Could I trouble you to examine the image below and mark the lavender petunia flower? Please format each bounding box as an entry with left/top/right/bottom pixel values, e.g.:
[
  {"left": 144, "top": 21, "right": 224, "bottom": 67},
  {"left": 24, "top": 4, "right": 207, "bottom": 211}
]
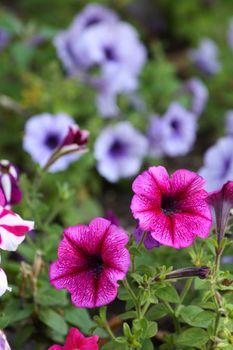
[
  {"left": 0, "top": 29, "right": 11, "bottom": 52},
  {"left": 199, "top": 137, "right": 233, "bottom": 191},
  {"left": 133, "top": 225, "right": 160, "bottom": 250},
  {"left": 147, "top": 115, "right": 165, "bottom": 158},
  {"left": 23, "top": 113, "right": 81, "bottom": 172},
  {"left": 189, "top": 38, "right": 221, "bottom": 75},
  {"left": 160, "top": 102, "right": 197, "bottom": 157},
  {"left": 227, "top": 17, "right": 233, "bottom": 51},
  {"left": 54, "top": 4, "right": 118, "bottom": 75},
  {"left": 54, "top": 5, "right": 146, "bottom": 117},
  {"left": 94, "top": 122, "right": 148, "bottom": 182},
  {"left": 0, "top": 330, "right": 11, "bottom": 349},
  {"left": 184, "top": 78, "right": 209, "bottom": 117},
  {"left": 225, "top": 110, "right": 233, "bottom": 136}
]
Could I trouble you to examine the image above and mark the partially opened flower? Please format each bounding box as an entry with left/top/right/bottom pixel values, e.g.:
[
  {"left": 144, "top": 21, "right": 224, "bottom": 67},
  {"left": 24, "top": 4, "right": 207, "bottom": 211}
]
[
  {"left": 131, "top": 166, "right": 212, "bottom": 248},
  {"left": 189, "top": 38, "right": 221, "bottom": 75},
  {"left": 0, "top": 330, "right": 11, "bottom": 349},
  {"left": 94, "top": 122, "right": 148, "bottom": 182},
  {"left": 184, "top": 78, "right": 208, "bottom": 117},
  {"left": 23, "top": 113, "right": 83, "bottom": 172},
  {"left": 161, "top": 102, "right": 197, "bottom": 157},
  {"left": 48, "top": 327, "right": 99, "bottom": 350},
  {"left": 208, "top": 181, "right": 233, "bottom": 244},
  {"left": 199, "top": 137, "right": 233, "bottom": 191},
  {"left": 50, "top": 217, "right": 130, "bottom": 308},
  {"left": 0, "top": 159, "right": 22, "bottom": 207},
  {"left": 133, "top": 225, "right": 160, "bottom": 250},
  {"left": 0, "top": 267, "right": 11, "bottom": 297}
]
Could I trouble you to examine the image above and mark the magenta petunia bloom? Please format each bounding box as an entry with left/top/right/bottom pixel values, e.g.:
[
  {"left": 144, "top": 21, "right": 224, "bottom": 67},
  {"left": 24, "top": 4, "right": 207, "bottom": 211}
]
[
  {"left": 48, "top": 327, "right": 99, "bottom": 350},
  {"left": 131, "top": 166, "right": 212, "bottom": 248},
  {"left": 49, "top": 217, "right": 130, "bottom": 308},
  {"left": 208, "top": 181, "right": 233, "bottom": 244}
]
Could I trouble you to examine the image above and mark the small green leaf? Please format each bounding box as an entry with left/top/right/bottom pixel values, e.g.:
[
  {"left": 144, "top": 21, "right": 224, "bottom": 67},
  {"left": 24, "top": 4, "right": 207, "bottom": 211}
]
[
  {"left": 39, "top": 309, "right": 68, "bottom": 335},
  {"left": 156, "top": 284, "right": 180, "bottom": 304},
  {"left": 64, "top": 307, "right": 95, "bottom": 334},
  {"left": 146, "top": 304, "right": 168, "bottom": 321},
  {"left": 144, "top": 321, "right": 158, "bottom": 339},
  {"left": 179, "top": 305, "right": 215, "bottom": 328},
  {"left": 175, "top": 328, "right": 209, "bottom": 349}
]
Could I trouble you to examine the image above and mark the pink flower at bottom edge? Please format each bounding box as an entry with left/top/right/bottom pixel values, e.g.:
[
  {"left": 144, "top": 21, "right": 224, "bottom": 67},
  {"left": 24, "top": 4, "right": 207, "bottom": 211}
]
[
  {"left": 48, "top": 327, "right": 99, "bottom": 350},
  {"left": 131, "top": 166, "right": 212, "bottom": 248},
  {"left": 49, "top": 217, "right": 130, "bottom": 308}
]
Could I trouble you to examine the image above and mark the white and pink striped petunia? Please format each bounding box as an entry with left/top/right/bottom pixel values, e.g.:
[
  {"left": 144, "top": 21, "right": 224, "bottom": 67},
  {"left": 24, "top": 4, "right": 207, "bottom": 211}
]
[
  {"left": 0, "top": 207, "right": 34, "bottom": 251},
  {"left": 0, "top": 267, "right": 11, "bottom": 297}
]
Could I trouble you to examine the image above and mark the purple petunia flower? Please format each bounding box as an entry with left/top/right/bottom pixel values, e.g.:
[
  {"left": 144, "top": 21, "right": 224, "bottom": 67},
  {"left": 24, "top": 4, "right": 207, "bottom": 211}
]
[
  {"left": 147, "top": 115, "right": 165, "bottom": 158},
  {"left": 54, "top": 5, "right": 146, "bottom": 117},
  {"left": 23, "top": 113, "right": 81, "bottom": 172},
  {"left": 133, "top": 224, "right": 160, "bottom": 250},
  {"left": 94, "top": 122, "right": 148, "bottom": 182},
  {"left": 160, "top": 102, "right": 197, "bottom": 157},
  {"left": 49, "top": 217, "right": 130, "bottom": 308},
  {"left": 0, "top": 160, "right": 22, "bottom": 208},
  {"left": 183, "top": 78, "right": 208, "bottom": 117},
  {"left": 199, "top": 137, "right": 233, "bottom": 191},
  {"left": 225, "top": 110, "right": 233, "bottom": 136},
  {"left": 0, "top": 29, "right": 11, "bottom": 52},
  {"left": 227, "top": 17, "right": 233, "bottom": 51},
  {"left": 189, "top": 38, "right": 221, "bottom": 75}
]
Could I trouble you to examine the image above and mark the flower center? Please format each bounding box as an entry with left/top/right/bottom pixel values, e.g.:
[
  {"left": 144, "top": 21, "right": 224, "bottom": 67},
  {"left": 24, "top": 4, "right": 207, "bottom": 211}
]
[
  {"left": 104, "top": 46, "right": 117, "bottom": 61},
  {"left": 45, "top": 133, "right": 60, "bottom": 150},
  {"left": 161, "top": 196, "right": 177, "bottom": 215},
  {"left": 85, "top": 16, "right": 101, "bottom": 27},
  {"left": 109, "top": 140, "right": 126, "bottom": 157},
  {"left": 170, "top": 119, "right": 181, "bottom": 135},
  {"left": 87, "top": 254, "right": 104, "bottom": 278}
]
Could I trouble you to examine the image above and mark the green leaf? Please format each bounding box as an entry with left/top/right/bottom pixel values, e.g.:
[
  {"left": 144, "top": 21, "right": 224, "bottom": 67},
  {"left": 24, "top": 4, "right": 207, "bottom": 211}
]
[
  {"left": 175, "top": 328, "right": 209, "bottom": 349},
  {"left": 4, "top": 301, "right": 33, "bottom": 324},
  {"left": 64, "top": 307, "right": 95, "bottom": 334},
  {"left": 144, "top": 321, "right": 158, "bottom": 339},
  {"left": 35, "top": 288, "right": 68, "bottom": 307},
  {"left": 0, "top": 314, "right": 9, "bottom": 329},
  {"left": 156, "top": 284, "right": 180, "bottom": 304},
  {"left": 146, "top": 304, "right": 168, "bottom": 321},
  {"left": 13, "top": 325, "right": 34, "bottom": 349},
  {"left": 179, "top": 305, "right": 215, "bottom": 328},
  {"left": 119, "top": 311, "right": 137, "bottom": 320},
  {"left": 39, "top": 309, "right": 68, "bottom": 335},
  {"left": 141, "top": 339, "right": 154, "bottom": 350}
]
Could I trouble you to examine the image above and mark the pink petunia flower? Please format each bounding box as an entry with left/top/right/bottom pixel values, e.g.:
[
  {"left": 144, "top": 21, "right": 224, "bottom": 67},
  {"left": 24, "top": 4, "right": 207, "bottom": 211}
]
[
  {"left": 48, "top": 327, "right": 99, "bottom": 350},
  {"left": 131, "top": 166, "right": 212, "bottom": 248},
  {"left": 208, "top": 181, "right": 233, "bottom": 244},
  {"left": 0, "top": 190, "right": 34, "bottom": 251},
  {"left": 49, "top": 217, "right": 130, "bottom": 308}
]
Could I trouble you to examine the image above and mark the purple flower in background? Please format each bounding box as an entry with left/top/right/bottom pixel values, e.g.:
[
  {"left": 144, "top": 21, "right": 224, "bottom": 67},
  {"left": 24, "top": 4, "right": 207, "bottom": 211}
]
[
  {"left": 222, "top": 255, "right": 233, "bottom": 264},
  {"left": 147, "top": 115, "right": 165, "bottom": 158},
  {"left": 189, "top": 38, "right": 221, "bottom": 75},
  {"left": 54, "top": 4, "right": 118, "bottom": 75},
  {"left": 23, "top": 113, "right": 81, "bottom": 172},
  {"left": 94, "top": 122, "right": 148, "bottom": 182},
  {"left": 225, "top": 110, "right": 233, "bottom": 136},
  {"left": 0, "top": 29, "right": 11, "bottom": 52},
  {"left": 227, "top": 17, "right": 233, "bottom": 50},
  {"left": 0, "top": 160, "right": 22, "bottom": 208},
  {"left": 105, "top": 210, "right": 120, "bottom": 226},
  {"left": 184, "top": 78, "right": 209, "bottom": 117},
  {"left": 54, "top": 5, "right": 146, "bottom": 117},
  {"left": 133, "top": 225, "right": 160, "bottom": 250},
  {"left": 199, "top": 137, "right": 233, "bottom": 191},
  {"left": 160, "top": 102, "right": 197, "bottom": 157}
]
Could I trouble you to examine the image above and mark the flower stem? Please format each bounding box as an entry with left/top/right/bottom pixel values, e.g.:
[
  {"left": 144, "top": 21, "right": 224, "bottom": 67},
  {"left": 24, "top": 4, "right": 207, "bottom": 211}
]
[
  {"left": 179, "top": 278, "right": 193, "bottom": 304},
  {"left": 163, "top": 301, "right": 181, "bottom": 333},
  {"left": 137, "top": 231, "right": 147, "bottom": 250},
  {"left": 123, "top": 278, "right": 141, "bottom": 319}
]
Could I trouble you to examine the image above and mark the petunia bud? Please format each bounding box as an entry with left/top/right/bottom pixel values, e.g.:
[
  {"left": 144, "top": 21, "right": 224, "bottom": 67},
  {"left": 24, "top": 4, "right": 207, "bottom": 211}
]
[
  {"left": 0, "top": 330, "right": 11, "bottom": 349},
  {"left": 208, "top": 181, "right": 233, "bottom": 244},
  {"left": 0, "top": 160, "right": 22, "bottom": 207},
  {"left": 154, "top": 266, "right": 210, "bottom": 281},
  {"left": 61, "top": 125, "right": 89, "bottom": 147}
]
